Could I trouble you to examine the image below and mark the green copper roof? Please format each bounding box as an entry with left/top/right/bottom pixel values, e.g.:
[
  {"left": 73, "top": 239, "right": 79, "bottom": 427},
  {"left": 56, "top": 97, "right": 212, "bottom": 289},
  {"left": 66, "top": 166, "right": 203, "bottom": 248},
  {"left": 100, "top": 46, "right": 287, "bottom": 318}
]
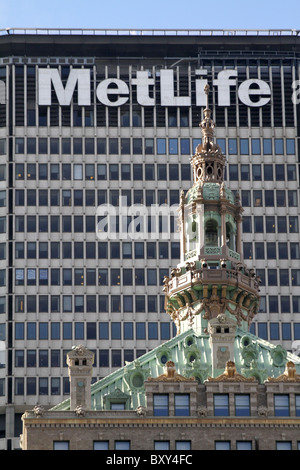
[
  {"left": 52, "top": 326, "right": 300, "bottom": 412},
  {"left": 185, "top": 182, "right": 235, "bottom": 205}
]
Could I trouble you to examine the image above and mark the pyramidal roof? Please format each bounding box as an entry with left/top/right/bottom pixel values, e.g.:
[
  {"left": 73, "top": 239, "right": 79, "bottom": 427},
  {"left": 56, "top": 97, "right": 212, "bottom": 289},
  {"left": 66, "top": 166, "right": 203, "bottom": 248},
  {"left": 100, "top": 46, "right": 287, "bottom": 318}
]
[{"left": 52, "top": 325, "right": 300, "bottom": 412}]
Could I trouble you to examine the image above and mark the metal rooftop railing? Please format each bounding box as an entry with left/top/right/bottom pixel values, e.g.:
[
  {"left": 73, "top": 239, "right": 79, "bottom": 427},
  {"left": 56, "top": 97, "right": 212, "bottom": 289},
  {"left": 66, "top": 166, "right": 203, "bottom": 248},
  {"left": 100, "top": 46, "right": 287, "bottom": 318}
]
[{"left": 0, "top": 28, "right": 299, "bottom": 36}]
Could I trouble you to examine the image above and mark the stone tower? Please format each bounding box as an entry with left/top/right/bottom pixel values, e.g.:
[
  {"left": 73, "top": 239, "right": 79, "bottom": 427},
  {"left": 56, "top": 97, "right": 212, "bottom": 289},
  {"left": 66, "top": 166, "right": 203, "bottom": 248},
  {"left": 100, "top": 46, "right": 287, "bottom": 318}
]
[
  {"left": 67, "top": 345, "right": 94, "bottom": 411},
  {"left": 163, "top": 86, "right": 260, "bottom": 376}
]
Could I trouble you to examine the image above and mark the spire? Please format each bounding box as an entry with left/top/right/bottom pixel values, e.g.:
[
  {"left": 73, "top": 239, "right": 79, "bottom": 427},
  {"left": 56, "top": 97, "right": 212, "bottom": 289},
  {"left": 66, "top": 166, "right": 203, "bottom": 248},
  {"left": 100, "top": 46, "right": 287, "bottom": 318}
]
[
  {"left": 199, "top": 84, "right": 215, "bottom": 148},
  {"left": 190, "top": 85, "right": 226, "bottom": 184},
  {"left": 163, "top": 85, "right": 260, "bottom": 337}
]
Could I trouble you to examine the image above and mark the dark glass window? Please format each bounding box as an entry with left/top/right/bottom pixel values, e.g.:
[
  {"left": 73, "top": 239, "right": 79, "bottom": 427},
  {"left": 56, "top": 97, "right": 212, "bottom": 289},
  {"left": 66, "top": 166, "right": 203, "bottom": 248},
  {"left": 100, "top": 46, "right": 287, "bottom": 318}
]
[
  {"left": 153, "top": 394, "right": 169, "bottom": 416},
  {"left": 214, "top": 394, "right": 229, "bottom": 416}
]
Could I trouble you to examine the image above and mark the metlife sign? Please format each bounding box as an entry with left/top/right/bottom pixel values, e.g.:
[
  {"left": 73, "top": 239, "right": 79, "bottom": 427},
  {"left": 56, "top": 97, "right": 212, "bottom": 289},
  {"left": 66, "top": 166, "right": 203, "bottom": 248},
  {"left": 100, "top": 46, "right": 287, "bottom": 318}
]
[{"left": 37, "top": 68, "right": 273, "bottom": 108}]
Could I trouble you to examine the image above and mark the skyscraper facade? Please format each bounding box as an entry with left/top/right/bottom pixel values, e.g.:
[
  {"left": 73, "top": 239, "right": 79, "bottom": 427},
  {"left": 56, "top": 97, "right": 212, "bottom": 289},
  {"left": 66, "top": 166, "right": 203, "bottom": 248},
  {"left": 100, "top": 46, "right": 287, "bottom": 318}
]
[{"left": 0, "top": 28, "right": 299, "bottom": 449}]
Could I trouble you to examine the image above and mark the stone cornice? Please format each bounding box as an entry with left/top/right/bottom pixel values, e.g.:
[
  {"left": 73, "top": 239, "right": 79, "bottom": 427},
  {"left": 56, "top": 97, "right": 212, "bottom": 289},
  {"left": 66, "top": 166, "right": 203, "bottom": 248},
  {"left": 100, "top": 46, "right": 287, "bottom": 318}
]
[{"left": 22, "top": 415, "right": 300, "bottom": 428}]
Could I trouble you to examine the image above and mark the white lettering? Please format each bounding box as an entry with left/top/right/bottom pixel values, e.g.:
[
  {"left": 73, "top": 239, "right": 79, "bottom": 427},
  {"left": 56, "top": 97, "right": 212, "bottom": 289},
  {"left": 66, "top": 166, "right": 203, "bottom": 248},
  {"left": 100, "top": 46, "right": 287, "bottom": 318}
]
[
  {"left": 38, "top": 68, "right": 90, "bottom": 106},
  {"left": 291, "top": 80, "right": 300, "bottom": 105},
  {"left": 160, "top": 69, "right": 191, "bottom": 106},
  {"left": 238, "top": 79, "right": 271, "bottom": 107},
  {"left": 37, "top": 67, "right": 273, "bottom": 108},
  {"left": 132, "top": 71, "right": 155, "bottom": 106},
  {"left": 96, "top": 78, "right": 129, "bottom": 106},
  {"left": 213, "top": 70, "right": 238, "bottom": 106},
  {"left": 195, "top": 69, "right": 208, "bottom": 106}
]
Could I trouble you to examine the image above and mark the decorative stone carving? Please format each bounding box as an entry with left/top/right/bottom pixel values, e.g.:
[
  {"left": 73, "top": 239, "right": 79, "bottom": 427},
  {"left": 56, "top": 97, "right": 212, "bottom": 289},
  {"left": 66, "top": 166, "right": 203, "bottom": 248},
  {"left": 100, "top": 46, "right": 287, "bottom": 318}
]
[
  {"left": 270, "top": 345, "right": 287, "bottom": 368},
  {"left": 32, "top": 405, "right": 45, "bottom": 417},
  {"left": 135, "top": 406, "right": 147, "bottom": 417},
  {"left": 123, "top": 360, "right": 150, "bottom": 391},
  {"left": 257, "top": 406, "right": 269, "bottom": 417},
  {"left": 148, "top": 361, "right": 195, "bottom": 382},
  {"left": 74, "top": 405, "right": 86, "bottom": 416},
  {"left": 197, "top": 406, "right": 208, "bottom": 417},
  {"left": 266, "top": 361, "right": 300, "bottom": 382},
  {"left": 207, "top": 361, "right": 257, "bottom": 382}
]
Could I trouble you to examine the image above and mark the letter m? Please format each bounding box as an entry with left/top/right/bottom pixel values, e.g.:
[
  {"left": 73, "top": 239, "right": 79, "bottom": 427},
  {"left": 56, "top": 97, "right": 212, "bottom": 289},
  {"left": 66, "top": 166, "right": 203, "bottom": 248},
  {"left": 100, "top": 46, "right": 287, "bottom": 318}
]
[{"left": 38, "top": 68, "right": 91, "bottom": 106}]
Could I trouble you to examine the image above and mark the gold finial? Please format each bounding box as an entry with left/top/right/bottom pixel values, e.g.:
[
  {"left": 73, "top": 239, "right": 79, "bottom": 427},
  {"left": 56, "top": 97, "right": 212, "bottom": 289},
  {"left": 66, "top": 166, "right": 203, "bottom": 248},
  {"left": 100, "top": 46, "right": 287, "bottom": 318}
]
[{"left": 204, "top": 83, "right": 210, "bottom": 109}]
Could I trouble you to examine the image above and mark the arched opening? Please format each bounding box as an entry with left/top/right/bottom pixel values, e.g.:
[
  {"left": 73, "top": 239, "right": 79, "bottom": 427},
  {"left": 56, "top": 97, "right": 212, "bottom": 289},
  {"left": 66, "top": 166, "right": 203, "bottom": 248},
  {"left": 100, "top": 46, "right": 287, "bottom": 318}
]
[
  {"left": 226, "top": 221, "right": 235, "bottom": 250},
  {"left": 205, "top": 219, "right": 218, "bottom": 246}
]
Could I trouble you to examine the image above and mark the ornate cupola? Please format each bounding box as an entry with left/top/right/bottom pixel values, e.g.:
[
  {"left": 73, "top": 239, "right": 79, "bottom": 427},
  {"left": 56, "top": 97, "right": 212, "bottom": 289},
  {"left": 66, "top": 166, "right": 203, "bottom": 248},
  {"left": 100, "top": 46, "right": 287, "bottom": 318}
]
[
  {"left": 163, "top": 86, "right": 260, "bottom": 353},
  {"left": 190, "top": 84, "right": 226, "bottom": 185}
]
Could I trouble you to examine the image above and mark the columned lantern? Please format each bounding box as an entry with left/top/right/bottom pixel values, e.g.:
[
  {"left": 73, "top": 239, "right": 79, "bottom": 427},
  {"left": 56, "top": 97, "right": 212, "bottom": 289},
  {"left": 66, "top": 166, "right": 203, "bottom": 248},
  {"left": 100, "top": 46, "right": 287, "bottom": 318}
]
[{"left": 164, "top": 85, "right": 260, "bottom": 337}]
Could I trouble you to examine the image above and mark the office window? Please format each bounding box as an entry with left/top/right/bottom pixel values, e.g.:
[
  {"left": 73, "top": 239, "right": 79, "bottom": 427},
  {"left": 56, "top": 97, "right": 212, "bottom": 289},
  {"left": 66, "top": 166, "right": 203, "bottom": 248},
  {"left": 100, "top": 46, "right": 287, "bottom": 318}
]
[
  {"left": 288, "top": 190, "right": 298, "bottom": 207},
  {"left": 258, "top": 323, "right": 267, "bottom": 339},
  {"left": 282, "top": 323, "right": 291, "bottom": 341},
  {"left": 240, "top": 138, "right": 249, "bottom": 155},
  {"left": 111, "top": 322, "right": 121, "bottom": 340},
  {"left": 292, "top": 270, "right": 300, "bottom": 286},
  {"left": 240, "top": 164, "right": 249, "bottom": 180},
  {"left": 26, "top": 377, "right": 36, "bottom": 395},
  {"left": 291, "top": 243, "right": 300, "bottom": 259},
  {"left": 281, "top": 297, "right": 290, "bottom": 314},
  {"left": 252, "top": 138, "right": 261, "bottom": 154},
  {"left": 243, "top": 242, "right": 252, "bottom": 260},
  {"left": 99, "top": 350, "right": 109, "bottom": 367},
  {"left": 111, "top": 350, "right": 121, "bottom": 367},
  {"left": 255, "top": 242, "right": 264, "bottom": 259},
  {"left": 274, "top": 395, "right": 289, "bottom": 416},
  {"left": 253, "top": 190, "right": 262, "bottom": 206},
  {"left": 267, "top": 242, "right": 276, "bottom": 259},
  {"left": 136, "top": 322, "right": 146, "bottom": 340},
  {"left": 270, "top": 323, "right": 279, "bottom": 340},
  {"left": 94, "top": 441, "right": 109, "bottom": 450},
  {"left": 135, "top": 295, "right": 145, "bottom": 312},
  {"left": 287, "top": 164, "right": 296, "bottom": 180},
  {"left": 252, "top": 164, "right": 261, "bottom": 180},
  {"left": 175, "top": 441, "right": 191, "bottom": 450},
  {"left": 53, "top": 441, "right": 69, "bottom": 450},
  {"left": 286, "top": 138, "right": 295, "bottom": 154},
  {"left": 215, "top": 441, "right": 231, "bottom": 450},
  {"left": 276, "top": 191, "right": 286, "bottom": 207},
  {"left": 264, "top": 164, "right": 273, "bottom": 181},
  {"left": 269, "top": 296, "right": 278, "bottom": 313},
  {"left": 256, "top": 269, "right": 265, "bottom": 286},
  {"left": 123, "top": 296, "right": 133, "bottom": 313},
  {"left": 268, "top": 269, "right": 277, "bottom": 286},
  {"left": 278, "top": 243, "right": 288, "bottom": 259},
  {"left": 229, "top": 164, "right": 238, "bottom": 180},
  {"left": 241, "top": 190, "right": 251, "bottom": 206},
  {"left": 295, "top": 395, "right": 300, "bottom": 417},
  {"left": 236, "top": 441, "right": 252, "bottom": 450},
  {"left": 279, "top": 269, "right": 289, "bottom": 286},
  {"left": 274, "top": 138, "right": 283, "bottom": 154},
  {"left": 276, "top": 441, "right": 292, "bottom": 450},
  {"left": 175, "top": 394, "right": 190, "bottom": 416},
  {"left": 265, "top": 190, "right": 274, "bottom": 206},
  {"left": 254, "top": 216, "right": 263, "bottom": 233},
  {"left": 153, "top": 394, "right": 169, "bottom": 416},
  {"left": 289, "top": 216, "right": 299, "bottom": 233},
  {"left": 148, "top": 322, "right": 158, "bottom": 340},
  {"left": 15, "top": 350, "right": 24, "bottom": 367},
  {"left": 114, "top": 441, "right": 130, "bottom": 450},
  {"left": 214, "top": 394, "right": 229, "bottom": 416},
  {"left": 154, "top": 441, "right": 170, "bottom": 450}
]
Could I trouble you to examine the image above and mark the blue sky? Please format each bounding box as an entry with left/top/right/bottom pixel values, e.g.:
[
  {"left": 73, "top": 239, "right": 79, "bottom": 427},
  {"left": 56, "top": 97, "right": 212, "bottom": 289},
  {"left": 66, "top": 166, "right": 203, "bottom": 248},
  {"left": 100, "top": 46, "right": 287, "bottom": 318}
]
[{"left": 0, "top": 0, "right": 299, "bottom": 31}]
